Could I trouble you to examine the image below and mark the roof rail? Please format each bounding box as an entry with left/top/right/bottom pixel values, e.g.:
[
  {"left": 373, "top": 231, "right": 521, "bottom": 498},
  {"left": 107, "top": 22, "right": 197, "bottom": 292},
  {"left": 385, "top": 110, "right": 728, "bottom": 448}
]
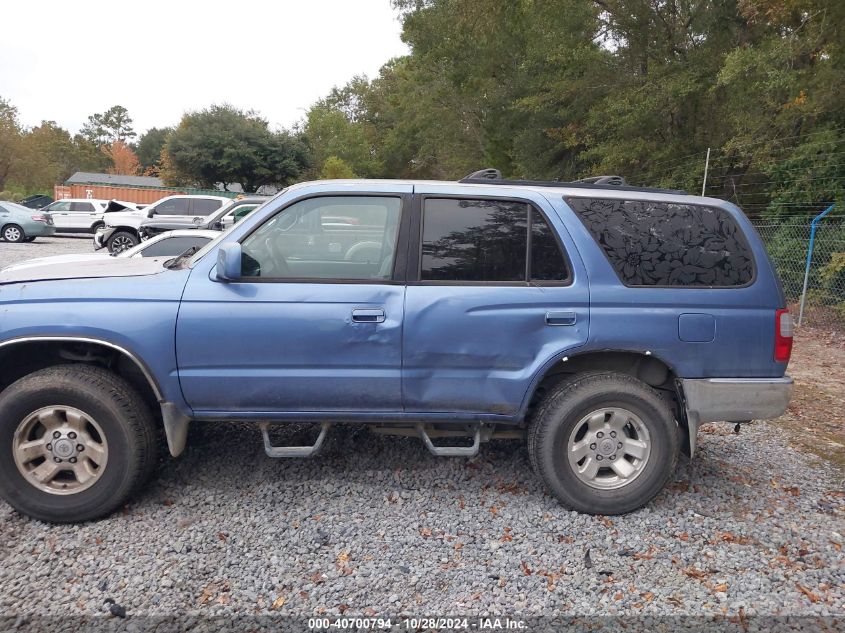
[{"left": 457, "top": 168, "right": 686, "bottom": 194}]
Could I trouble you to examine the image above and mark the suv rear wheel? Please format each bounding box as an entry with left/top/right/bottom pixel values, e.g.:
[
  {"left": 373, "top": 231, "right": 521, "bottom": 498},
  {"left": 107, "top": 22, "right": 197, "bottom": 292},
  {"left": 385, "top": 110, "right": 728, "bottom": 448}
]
[
  {"left": 0, "top": 365, "right": 157, "bottom": 523},
  {"left": 528, "top": 372, "right": 678, "bottom": 515}
]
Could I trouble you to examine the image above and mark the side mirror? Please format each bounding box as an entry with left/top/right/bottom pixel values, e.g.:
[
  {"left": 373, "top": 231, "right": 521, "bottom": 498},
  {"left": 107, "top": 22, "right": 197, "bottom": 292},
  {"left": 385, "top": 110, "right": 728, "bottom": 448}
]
[
  {"left": 216, "top": 242, "right": 242, "bottom": 281},
  {"left": 147, "top": 209, "right": 156, "bottom": 218}
]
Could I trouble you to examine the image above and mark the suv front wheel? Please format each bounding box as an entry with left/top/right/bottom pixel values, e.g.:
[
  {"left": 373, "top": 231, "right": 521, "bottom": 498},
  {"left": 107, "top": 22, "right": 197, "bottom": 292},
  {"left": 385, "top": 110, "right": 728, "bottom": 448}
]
[
  {"left": 0, "top": 365, "right": 157, "bottom": 523},
  {"left": 106, "top": 230, "right": 139, "bottom": 254},
  {"left": 528, "top": 372, "right": 678, "bottom": 515}
]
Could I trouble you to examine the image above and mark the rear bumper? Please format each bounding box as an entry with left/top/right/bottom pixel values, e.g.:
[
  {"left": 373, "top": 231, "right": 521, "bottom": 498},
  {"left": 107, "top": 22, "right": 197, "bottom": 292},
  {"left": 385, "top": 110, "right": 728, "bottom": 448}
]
[{"left": 681, "top": 377, "right": 793, "bottom": 454}]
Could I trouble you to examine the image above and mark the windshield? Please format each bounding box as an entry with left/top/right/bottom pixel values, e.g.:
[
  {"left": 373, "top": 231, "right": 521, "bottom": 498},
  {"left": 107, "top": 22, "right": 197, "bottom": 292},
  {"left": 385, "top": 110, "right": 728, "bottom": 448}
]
[{"left": 187, "top": 191, "right": 284, "bottom": 266}]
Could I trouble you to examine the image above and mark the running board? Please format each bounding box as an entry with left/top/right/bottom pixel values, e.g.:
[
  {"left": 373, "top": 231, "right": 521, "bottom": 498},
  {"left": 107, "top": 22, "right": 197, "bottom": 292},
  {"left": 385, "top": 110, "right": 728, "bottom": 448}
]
[
  {"left": 416, "top": 423, "right": 480, "bottom": 457},
  {"left": 260, "top": 422, "right": 329, "bottom": 458}
]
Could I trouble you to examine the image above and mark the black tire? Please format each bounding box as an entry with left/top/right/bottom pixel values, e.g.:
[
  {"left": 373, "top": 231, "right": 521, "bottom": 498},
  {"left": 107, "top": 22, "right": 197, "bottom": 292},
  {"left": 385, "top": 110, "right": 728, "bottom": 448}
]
[
  {"left": 528, "top": 372, "right": 678, "bottom": 515},
  {"left": 0, "top": 365, "right": 157, "bottom": 523},
  {"left": 106, "top": 230, "right": 139, "bottom": 254},
  {"left": 24, "top": 237, "right": 36, "bottom": 242},
  {"left": 2, "top": 223, "right": 25, "bottom": 242}
]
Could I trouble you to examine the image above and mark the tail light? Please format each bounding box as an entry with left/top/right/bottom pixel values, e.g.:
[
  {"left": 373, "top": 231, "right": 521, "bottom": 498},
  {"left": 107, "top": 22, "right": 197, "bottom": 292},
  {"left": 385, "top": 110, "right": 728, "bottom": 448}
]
[
  {"left": 31, "top": 214, "right": 48, "bottom": 223},
  {"left": 774, "top": 309, "right": 793, "bottom": 363}
]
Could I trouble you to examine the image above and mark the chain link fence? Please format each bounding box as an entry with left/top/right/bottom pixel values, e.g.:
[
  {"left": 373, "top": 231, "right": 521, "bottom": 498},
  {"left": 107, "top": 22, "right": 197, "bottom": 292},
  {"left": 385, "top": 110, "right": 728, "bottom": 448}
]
[{"left": 753, "top": 214, "right": 845, "bottom": 329}]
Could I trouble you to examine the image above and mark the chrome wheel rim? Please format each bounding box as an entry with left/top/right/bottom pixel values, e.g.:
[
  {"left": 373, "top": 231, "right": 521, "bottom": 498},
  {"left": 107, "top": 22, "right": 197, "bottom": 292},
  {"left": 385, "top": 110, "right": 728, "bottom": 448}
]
[
  {"left": 111, "top": 235, "right": 134, "bottom": 252},
  {"left": 13, "top": 406, "right": 109, "bottom": 495},
  {"left": 4, "top": 227, "right": 21, "bottom": 241},
  {"left": 567, "top": 407, "right": 651, "bottom": 490}
]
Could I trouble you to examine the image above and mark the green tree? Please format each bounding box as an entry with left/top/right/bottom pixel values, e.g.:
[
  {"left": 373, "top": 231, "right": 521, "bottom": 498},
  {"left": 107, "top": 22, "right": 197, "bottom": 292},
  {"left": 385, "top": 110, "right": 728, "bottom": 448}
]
[
  {"left": 320, "top": 156, "right": 357, "bottom": 179},
  {"left": 0, "top": 97, "right": 23, "bottom": 191},
  {"left": 163, "top": 104, "right": 309, "bottom": 192},
  {"left": 136, "top": 127, "right": 172, "bottom": 173},
  {"left": 80, "top": 105, "right": 136, "bottom": 145}
]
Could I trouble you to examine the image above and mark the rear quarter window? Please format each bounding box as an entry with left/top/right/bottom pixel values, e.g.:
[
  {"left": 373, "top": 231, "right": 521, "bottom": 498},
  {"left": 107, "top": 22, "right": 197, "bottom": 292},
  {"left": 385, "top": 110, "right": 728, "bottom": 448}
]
[{"left": 566, "top": 197, "right": 754, "bottom": 287}]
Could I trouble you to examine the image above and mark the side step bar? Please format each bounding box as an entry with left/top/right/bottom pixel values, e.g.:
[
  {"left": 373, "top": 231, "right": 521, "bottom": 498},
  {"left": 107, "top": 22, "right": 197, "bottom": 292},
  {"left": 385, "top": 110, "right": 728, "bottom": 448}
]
[
  {"left": 260, "top": 422, "right": 330, "bottom": 458},
  {"left": 258, "top": 422, "right": 483, "bottom": 458},
  {"left": 416, "top": 423, "right": 480, "bottom": 457}
]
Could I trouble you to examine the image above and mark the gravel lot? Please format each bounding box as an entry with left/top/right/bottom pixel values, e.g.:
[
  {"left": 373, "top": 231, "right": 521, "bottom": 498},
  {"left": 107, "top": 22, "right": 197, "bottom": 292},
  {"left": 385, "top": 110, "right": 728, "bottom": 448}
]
[
  {"left": 0, "top": 234, "right": 98, "bottom": 270},
  {"left": 0, "top": 237, "right": 843, "bottom": 624}
]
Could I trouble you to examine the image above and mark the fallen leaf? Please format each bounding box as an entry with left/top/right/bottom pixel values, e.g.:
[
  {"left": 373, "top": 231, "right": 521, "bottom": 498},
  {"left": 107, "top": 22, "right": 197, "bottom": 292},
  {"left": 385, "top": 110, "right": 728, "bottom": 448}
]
[
  {"left": 683, "top": 567, "right": 709, "bottom": 580},
  {"left": 642, "top": 592, "right": 654, "bottom": 602},
  {"left": 599, "top": 516, "right": 614, "bottom": 528},
  {"left": 520, "top": 561, "right": 532, "bottom": 576},
  {"left": 614, "top": 593, "right": 623, "bottom": 601},
  {"left": 458, "top": 496, "right": 466, "bottom": 510},
  {"left": 336, "top": 551, "right": 350, "bottom": 565},
  {"left": 272, "top": 596, "right": 286, "bottom": 610},
  {"left": 633, "top": 546, "right": 658, "bottom": 561},
  {"left": 678, "top": 532, "right": 690, "bottom": 542},
  {"left": 217, "top": 594, "right": 230, "bottom": 605},
  {"left": 714, "top": 583, "right": 729, "bottom": 592},
  {"left": 796, "top": 583, "right": 820, "bottom": 603},
  {"left": 217, "top": 532, "right": 228, "bottom": 542},
  {"left": 489, "top": 505, "right": 499, "bottom": 516},
  {"left": 419, "top": 527, "right": 432, "bottom": 538}
]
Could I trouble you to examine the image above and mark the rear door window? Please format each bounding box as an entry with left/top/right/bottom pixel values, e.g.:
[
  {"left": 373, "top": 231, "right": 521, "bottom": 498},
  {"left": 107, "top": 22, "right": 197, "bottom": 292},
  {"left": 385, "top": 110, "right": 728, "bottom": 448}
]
[
  {"left": 192, "top": 198, "right": 224, "bottom": 216},
  {"left": 420, "top": 198, "right": 569, "bottom": 283},
  {"left": 70, "top": 202, "right": 95, "bottom": 212},
  {"left": 567, "top": 197, "right": 754, "bottom": 287}
]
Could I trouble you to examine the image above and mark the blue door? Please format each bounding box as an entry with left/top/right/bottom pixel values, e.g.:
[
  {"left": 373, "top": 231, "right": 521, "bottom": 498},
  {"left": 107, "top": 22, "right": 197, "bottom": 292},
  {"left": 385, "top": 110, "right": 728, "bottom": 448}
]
[
  {"left": 402, "top": 187, "right": 590, "bottom": 417},
  {"left": 176, "top": 193, "right": 409, "bottom": 415}
]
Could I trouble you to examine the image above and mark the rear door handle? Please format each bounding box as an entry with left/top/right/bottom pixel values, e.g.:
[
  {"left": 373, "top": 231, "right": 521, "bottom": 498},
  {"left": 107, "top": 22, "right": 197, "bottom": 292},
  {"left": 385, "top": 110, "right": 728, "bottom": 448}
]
[
  {"left": 545, "top": 311, "right": 577, "bottom": 326},
  {"left": 352, "top": 308, "right": 385, "bottom": 323}
]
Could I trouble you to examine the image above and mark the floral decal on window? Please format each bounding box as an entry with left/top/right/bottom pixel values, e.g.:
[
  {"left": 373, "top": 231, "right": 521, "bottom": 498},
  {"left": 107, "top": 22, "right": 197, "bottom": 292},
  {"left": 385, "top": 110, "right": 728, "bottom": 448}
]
[{"left": 567, "top": 197, "right": 754, "bottom": 287}]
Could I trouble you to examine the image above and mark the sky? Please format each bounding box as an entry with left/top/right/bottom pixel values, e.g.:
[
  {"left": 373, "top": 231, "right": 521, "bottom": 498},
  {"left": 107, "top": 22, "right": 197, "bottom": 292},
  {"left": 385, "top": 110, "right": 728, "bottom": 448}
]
[{"left": 0, "top": 0, "right": 408, "bottom": 136}]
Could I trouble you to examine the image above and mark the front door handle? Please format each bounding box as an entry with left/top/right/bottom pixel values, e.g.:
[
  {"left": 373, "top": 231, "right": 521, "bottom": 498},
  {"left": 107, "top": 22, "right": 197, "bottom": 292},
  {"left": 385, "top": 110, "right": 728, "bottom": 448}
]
[
  {"left": 545, "top": 311, "right": 577, "bottom": 326},
  {"left": 352, "top": 308, "right": 385, "bottom": 323}
]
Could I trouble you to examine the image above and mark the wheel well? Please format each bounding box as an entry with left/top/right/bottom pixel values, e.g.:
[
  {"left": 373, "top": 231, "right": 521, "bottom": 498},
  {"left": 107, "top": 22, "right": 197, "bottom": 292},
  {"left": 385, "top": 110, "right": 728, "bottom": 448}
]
[
  {"left": 528, "top": 351, "right": 685, "bottom": 427},
  {"left": 0, "top": 340, "right": 161, "bottom": 423}
]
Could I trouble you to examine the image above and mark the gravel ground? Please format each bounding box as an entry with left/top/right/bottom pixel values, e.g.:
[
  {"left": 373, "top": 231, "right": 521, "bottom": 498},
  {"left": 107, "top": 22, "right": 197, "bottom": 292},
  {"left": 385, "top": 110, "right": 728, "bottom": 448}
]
[
  {"left": 0, "top": 237, "right": 843, "bottom": 624},
  {"left": 0, "top": 234, "right": 98, "bottom": 269}
]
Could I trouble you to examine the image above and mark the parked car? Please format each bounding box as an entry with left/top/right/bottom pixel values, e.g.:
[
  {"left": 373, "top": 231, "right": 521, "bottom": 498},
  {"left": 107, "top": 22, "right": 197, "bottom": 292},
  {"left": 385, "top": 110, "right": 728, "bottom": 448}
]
[
  {"left": 0, "top": 173, "right": 794, "bottom": 522},
  {"left": 95, "top": 194, "right": 230, "bottom": 253},
  {"left": 41, "top": 198, "right": 110, "bottom": 234},
  {"left": 0, "top": 201, "right": 55, "bottom": 242},
  {"left": 2, "top": 230, "right": 220, "bottom": 273},
  {"left": 17, "top": 194, "right": 54, "bottom": 210},
  {"left": 138, "top": 196, "right": 268, "bottom": 240}
]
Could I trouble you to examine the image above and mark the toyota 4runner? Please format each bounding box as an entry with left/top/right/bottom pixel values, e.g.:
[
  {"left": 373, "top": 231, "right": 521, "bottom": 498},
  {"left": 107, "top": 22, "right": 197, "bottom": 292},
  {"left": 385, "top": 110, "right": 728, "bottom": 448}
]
[{"left": 0, "top": 173, "right": 793, "bottom": 522}]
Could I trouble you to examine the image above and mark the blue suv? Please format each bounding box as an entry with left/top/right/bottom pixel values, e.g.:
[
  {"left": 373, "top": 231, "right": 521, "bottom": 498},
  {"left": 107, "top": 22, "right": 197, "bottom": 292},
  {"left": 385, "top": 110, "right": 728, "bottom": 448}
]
[{"left": 0, "top": 173, "right": 794, "bottom": 522}]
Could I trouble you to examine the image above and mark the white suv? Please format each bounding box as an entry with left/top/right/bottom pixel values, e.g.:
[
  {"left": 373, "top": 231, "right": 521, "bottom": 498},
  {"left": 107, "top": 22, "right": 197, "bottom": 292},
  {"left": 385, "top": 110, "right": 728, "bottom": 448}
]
[
  {"left": 42, "top": 199, "right": 109, "bottom": 233},
  {"left": 94, "top": 194, "right": 231, "bottom": 253}
]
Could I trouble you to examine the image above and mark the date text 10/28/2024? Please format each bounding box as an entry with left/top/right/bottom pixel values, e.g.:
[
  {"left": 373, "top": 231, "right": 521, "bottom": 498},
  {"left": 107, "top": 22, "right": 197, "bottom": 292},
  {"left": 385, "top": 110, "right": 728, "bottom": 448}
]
[{"left": 308, "top": 617, "right": 527, "bottom": 630}]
